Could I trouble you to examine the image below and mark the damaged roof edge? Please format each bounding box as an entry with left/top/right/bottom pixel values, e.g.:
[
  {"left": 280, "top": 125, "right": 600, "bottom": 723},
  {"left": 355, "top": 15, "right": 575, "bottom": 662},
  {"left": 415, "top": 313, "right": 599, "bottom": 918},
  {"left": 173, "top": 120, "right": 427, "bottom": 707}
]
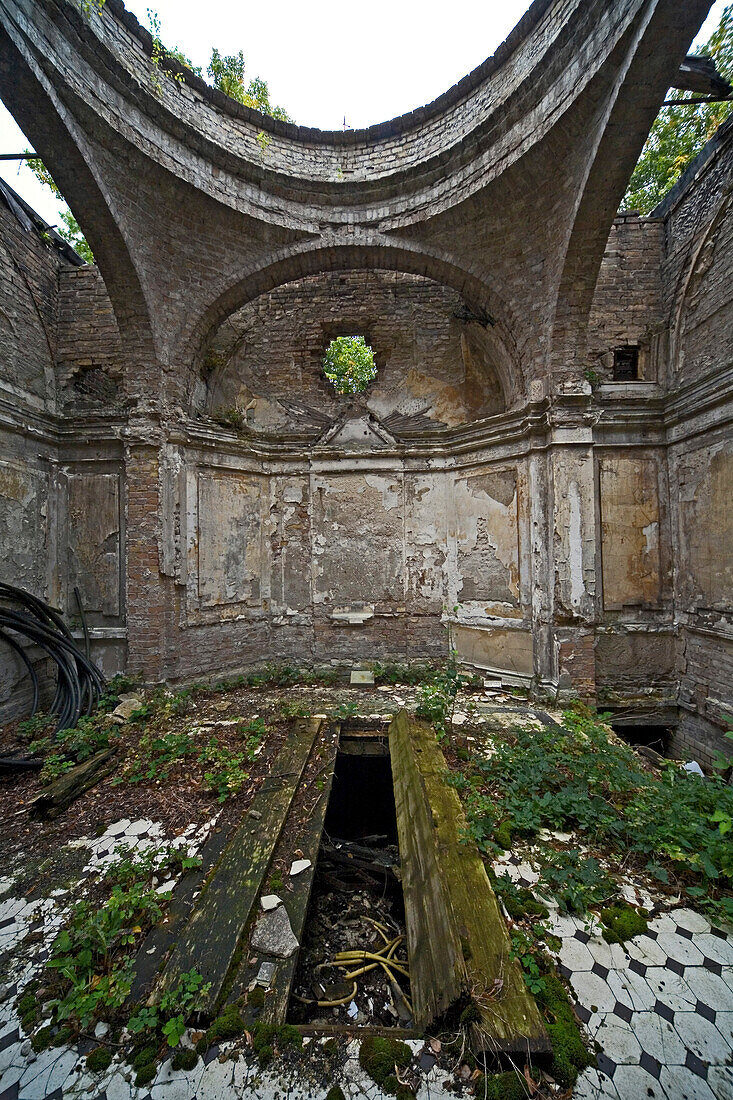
[{"left": 0, "top": 176, "right": 86, "bottom": 266}]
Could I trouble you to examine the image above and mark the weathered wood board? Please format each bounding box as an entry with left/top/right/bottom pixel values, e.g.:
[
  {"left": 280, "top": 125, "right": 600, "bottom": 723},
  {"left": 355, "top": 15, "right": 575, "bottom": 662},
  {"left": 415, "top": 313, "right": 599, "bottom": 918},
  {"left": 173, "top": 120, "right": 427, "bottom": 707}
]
[
  {"left": 389, "top": 712, "right": 467, "bottom": 1025},
  {"left": 154, "top": 718, "right": 322, "bottom": 1016},
  {"left": 232, "top": 721, "right": 340, "bottom": 1023},
  {"left": 389, "top": 710, "right": 549, "bottom": 1055}
]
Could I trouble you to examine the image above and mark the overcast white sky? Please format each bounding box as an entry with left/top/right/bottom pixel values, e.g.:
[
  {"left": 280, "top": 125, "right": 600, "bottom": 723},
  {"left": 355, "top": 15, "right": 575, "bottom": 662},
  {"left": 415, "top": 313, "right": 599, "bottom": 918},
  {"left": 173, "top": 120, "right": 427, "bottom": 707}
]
[{"left": 0, "top": 0, "right": 727, "bottom": 226}]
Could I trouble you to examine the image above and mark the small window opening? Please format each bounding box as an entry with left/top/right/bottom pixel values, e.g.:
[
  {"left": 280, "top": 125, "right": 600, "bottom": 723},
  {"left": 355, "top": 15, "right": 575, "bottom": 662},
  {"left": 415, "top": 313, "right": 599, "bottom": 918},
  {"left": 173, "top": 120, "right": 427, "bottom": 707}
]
[
  {"left": 322, "top": 335, "right": 377, "bottom": 395},
  {"left": 613, "top": 345, "right": 639, "bottom": 381}
]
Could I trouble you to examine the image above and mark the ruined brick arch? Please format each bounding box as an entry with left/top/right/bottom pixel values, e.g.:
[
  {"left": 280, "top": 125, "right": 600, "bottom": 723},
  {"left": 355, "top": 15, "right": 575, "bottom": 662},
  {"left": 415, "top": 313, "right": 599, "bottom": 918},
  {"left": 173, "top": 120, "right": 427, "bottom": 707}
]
[
  {"left": 670, "top": 191, "right": 733, "bottom": 384},
  {"left": 185, "top": 243, "right": 525, "bottom": 411},
  {"left": 0, "top": 0, "right": 711, "bottom": 410},
  {"left": 0, "top": 10, "right": 157, "bottom": 374},
  {"left": 549, "top": 0, "right": 715, "bottom": 381}
]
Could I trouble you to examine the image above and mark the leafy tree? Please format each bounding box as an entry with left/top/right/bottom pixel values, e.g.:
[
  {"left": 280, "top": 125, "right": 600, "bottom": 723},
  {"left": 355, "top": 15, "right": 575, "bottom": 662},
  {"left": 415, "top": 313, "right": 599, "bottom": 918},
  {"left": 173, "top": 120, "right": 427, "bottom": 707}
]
[
  {"left": 623, "top": 5, "right": 733, "bottom": 213},
  {"left": 207, "top": 49, "right": 292, "bottom": 121},
  {"left": 323, "top": 336, "right": 378, "bottom": 395},
  {"left": 24, "top": 157, "right": 94, "bottom": 263}
]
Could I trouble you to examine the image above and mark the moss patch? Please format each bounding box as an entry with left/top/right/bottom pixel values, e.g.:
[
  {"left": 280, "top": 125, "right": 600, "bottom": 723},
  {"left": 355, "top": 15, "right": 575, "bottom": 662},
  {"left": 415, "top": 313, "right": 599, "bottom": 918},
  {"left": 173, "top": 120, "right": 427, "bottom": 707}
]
[
  {"left": 131, "top": 1043, "right": 158, "bottom": 1070},
  {"left": 31, "top": 1026, "right": 53, "bottom": 1053},
  {"left": 86, "top": 1047, "right": 113, "bottom": 1073},
  {"left": 475, "top": 1071, "right": 532, "bottom": 1100},
  {"left": 171, "top": 1048, "right": 198, "bottom": 1071},
  {"left": 599, "top": 903, "right": 648, "bottom": 944},
  {"left": 501, "top": 888, "right": 549, "bottom": 922},
  {"left": 493, "top": 820, "right": 513, "bottom": 850},
  {"left": 250, "top": 1020, "right": 302, "bottom": 1065},
  {"left": 359, "top": 1036, "right": 413, "bottom": 1095},
  {"left": 536, "top": 971, "right": 595, "bottom": 1087},
  {"left": 204, "top": 1004, "right": 245, "bottom": 1045},
  {"left": 135, "top": 1061, "right": 157, "bottom": 1087}
]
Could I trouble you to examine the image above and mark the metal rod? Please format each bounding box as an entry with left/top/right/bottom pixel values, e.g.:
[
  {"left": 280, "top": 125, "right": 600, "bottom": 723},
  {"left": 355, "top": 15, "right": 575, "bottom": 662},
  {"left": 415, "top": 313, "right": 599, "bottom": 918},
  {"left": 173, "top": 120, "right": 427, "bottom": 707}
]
[
  {"left": 0, "top": 152, "right": 41, "bottom": 160},
  {"left": 662, "top": 96, "right": 732, "bottom": 106}
]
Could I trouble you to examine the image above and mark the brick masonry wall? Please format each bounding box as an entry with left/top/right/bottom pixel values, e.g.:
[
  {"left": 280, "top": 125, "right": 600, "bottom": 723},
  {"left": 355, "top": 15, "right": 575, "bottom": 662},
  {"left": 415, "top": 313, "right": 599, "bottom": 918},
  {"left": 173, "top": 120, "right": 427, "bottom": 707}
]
[
  {"left": 56, "top": 265, "right": 122, "bottom": 408},
  {"left": 200, "top": 271, "right": 505, "bottom": 430},
  {"left": 586, "top": 216, "right": 665, "bottom": 382},
  {"left": 661, "top": 124, "right": 733, "bottom": 762},
  {"left": 0, "top": 199, "right": 58, "bottom": 406}
]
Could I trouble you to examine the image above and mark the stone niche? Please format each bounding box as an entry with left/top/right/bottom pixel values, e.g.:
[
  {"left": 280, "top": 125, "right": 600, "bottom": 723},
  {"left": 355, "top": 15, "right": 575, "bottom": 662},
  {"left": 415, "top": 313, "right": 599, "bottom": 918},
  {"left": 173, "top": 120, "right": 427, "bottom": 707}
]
[{"left": 197, "top": 270, "right": 508, "bottom": 436}]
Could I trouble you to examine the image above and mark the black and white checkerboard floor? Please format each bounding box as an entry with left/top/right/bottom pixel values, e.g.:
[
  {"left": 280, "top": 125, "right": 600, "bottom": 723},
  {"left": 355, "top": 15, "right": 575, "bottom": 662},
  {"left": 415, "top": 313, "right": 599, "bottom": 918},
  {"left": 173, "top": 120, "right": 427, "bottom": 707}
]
[
  {"left": 495, "top": 851, "right": 733, "bottom": 1100},
  {"left": 2, "top": 815, "right": 733, "bottom": 1100}
]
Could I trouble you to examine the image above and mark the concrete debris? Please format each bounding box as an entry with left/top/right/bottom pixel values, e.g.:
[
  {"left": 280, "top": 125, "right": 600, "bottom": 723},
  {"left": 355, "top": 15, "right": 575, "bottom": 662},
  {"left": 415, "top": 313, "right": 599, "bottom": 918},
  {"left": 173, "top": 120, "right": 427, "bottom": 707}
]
[
  {"left": 109, "top": 694, "right": 143, "bottom": 723},
  {"left": 250, "top": 904, "right": 299, "bottom": 958},
  {"left": 260, "top": 893, "right": 282, "bottom": 911},
  {"left": 290, "top": 858, "right": 312, "bottom": 876}
]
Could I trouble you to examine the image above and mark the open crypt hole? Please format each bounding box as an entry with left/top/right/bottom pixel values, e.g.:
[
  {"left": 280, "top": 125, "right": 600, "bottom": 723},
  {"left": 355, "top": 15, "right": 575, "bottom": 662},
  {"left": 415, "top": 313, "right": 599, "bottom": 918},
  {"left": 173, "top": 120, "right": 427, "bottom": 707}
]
[
  {"left": 611, "top": 722, "right": 671, "bottom": 756},
  {"left": 288, "top": 726, "right": 412, "bottom": 1030}
]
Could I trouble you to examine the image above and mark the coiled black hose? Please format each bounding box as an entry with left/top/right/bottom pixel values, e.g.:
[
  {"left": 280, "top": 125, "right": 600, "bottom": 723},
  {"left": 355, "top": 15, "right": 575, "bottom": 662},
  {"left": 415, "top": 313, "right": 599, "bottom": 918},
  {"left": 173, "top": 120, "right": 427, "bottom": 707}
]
[{"left": 0, "top": 583, "right": 106, "bottom": 732}]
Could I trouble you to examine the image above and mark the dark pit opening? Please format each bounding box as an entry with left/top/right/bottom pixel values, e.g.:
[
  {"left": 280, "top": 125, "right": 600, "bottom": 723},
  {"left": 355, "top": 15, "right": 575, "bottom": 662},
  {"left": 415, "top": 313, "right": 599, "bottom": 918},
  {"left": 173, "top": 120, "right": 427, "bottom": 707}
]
[
  {"left": 324, "top": 741, "right": 398, "bottom": 845},
  {"left": 288, "top": 730, "right": 411, "bottom": 1030},
  {"left": 612, "top": 723, "right": 670, "bottom": 756}
]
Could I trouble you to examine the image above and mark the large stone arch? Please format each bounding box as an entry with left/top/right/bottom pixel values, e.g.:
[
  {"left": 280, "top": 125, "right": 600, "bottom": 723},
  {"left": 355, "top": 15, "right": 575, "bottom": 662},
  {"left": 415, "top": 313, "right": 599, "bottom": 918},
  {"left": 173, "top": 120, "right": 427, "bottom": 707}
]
[{"left": 183, "top": 242, "right": 526, "bottom": 411}]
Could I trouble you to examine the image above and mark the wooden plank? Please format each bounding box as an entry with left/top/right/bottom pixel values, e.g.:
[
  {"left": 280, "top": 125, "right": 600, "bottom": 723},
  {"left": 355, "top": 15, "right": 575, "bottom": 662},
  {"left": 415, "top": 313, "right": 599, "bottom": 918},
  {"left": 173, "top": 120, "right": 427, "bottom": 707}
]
[
  {"left": 390, "top": 710, "right": 467, "bottom": 1026},
  {"left": 233, "top": 722, "right": 340, "bottom": 1023},
  {"left": 29, "top": 748, "right": 117, "bottom": 818},
  {"left": 389, "top": 710, "right": 550, "bottom": 1055},
  {"left": 154, "top": 718, "right": 322, "bottom": 1017}
]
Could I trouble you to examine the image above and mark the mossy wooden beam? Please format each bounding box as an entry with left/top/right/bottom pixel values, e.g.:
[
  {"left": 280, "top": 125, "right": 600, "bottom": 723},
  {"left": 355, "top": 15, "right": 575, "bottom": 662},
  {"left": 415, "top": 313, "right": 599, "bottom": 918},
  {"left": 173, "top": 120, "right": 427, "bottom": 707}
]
[
  {"left": 389, "top": 710, "right": 550, "bottom": 1055},
  {"left": 29, "top": 748, "right": 117, "bottom": 818},
  {"left": 154, "top": 718, "right": 322, "bottom": 1017},
  {"left": 230, "top": 721, "right": 340, "bottom": 1022},
  {"left": 390, "top": 711, "right": 467, "bottom": 1025}
]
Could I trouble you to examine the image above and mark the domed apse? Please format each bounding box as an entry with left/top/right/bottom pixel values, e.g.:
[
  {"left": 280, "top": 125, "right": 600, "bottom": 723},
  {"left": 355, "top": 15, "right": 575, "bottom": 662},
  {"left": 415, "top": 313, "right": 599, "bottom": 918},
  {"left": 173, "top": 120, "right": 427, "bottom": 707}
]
[{"left": 197, "top": 270, "right": 510, "bottom": 436}]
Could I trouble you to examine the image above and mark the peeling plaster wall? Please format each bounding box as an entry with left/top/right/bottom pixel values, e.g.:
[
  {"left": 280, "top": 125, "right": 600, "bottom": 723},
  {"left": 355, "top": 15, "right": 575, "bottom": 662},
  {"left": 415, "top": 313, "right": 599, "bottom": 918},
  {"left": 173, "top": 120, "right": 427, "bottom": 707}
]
[
  {"left": 174, "top": 447, "right": 530, "bottom": 680},
  {"left": 0, "top": 205, "right": 126, "bottom": 720}
]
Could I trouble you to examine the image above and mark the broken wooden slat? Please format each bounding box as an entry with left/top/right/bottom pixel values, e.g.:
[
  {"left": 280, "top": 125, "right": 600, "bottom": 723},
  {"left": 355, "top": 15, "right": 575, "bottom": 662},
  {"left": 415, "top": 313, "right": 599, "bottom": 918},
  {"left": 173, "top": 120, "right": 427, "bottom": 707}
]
[
  {"left": 390, "top": 710, "right": 467, "bottom": 1026},
  {"left": 154, "top": 718, "right": 322, "bottom": 1017},
  {"left": 233, "top": 722, "right": 340, "bottom": 1023},
  {"left": 29, "top": 748, "right": 117, "bottom": 818},
  {"left": 389, "top": 710, "right": 550, "bottom": 1055}
]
